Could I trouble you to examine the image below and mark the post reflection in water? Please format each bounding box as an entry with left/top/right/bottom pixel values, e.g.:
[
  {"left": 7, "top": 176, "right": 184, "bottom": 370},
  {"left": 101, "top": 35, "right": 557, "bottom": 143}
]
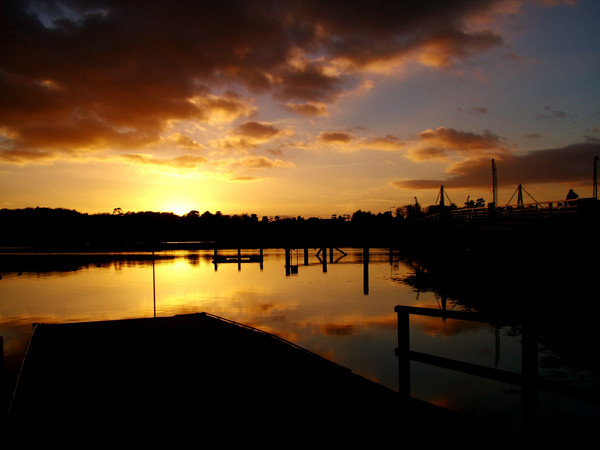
[{"left": 0, "top": 248, "right": 598, "bottom": 433}]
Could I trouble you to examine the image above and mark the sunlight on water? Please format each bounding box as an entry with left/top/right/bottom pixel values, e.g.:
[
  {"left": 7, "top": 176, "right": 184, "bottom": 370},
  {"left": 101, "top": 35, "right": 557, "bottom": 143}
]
[{"left": 1, "top": 248, "right": 598, "bottom": 432}]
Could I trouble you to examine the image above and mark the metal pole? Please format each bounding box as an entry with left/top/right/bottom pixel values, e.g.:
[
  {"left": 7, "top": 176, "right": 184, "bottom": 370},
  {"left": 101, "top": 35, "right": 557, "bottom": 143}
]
[
  {"left": 363, "top": 247, "right": 369, "bottom": 295},
  {"left": 152, "top": 251, "right": 156, "bottom": 317},
  {"left": 518, "top": 184, "right": 524, "bottom": 206}
]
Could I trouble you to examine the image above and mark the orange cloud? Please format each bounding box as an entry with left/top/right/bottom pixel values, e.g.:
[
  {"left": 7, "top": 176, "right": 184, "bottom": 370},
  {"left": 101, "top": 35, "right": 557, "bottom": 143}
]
[
  {"left": 0, "top": 1, "right": 527, "bottom": 164},
  {"left": 318, "top": 131, "right": 354, "bottom": 144},
  {"left": 360, "top": 135, "right": 406, "bottom": 151},
  {"left": 211, "top": 121, "right": 292, "bottom": 151},
  {"left": 121, "top": 153, "right": 209, "bottom": 169}
]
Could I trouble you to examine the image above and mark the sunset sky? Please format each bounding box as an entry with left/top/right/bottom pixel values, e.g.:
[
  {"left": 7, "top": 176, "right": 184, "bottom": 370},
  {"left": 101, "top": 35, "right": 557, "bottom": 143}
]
[{"left": 1, "top": 0, "right": 599, "bottom": 218}]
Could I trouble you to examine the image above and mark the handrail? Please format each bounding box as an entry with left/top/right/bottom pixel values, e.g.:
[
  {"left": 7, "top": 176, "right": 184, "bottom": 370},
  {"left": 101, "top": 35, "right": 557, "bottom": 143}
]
[
  {"left": 197, "top": 312, "right": 352, "bottom": 372},
  {"left": 394, "top": 305, "right": 600, "bottom": 432},
  {"left": 6, "top": 323, "right": 40, "bottom": 420},
  {"left": 419, "top": 198, "right": 587, "bottom": 224}
]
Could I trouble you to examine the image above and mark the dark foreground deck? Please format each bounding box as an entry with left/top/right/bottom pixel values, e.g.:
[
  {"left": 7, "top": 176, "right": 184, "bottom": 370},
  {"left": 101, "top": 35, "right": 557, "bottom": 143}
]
[{"left": 5, "top": 313, "right": 474, "bottom": 441}]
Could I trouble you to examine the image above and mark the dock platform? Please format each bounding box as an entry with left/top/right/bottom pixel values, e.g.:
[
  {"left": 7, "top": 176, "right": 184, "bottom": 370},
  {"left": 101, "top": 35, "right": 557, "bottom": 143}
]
[{"left": 5, "top": 313, "right": 472, "bottom": 440}]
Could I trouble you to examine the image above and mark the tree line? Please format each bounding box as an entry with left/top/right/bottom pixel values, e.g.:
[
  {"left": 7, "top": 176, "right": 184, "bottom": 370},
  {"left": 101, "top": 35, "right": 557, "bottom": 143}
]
[{"left": 0, "top": 205, "right": 435, "bottom": 250}]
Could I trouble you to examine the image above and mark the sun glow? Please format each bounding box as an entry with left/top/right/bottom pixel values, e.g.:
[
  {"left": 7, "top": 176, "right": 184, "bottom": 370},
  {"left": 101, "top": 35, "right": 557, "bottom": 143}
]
[{"left": 163, "top": 202, "right": 196, "bottom": 216}]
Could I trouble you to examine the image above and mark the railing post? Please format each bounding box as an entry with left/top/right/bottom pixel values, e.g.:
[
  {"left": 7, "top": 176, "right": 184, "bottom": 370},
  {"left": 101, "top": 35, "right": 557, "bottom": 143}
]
[{"left": 396, "top": 308, "right": 411, "bottom": 399}]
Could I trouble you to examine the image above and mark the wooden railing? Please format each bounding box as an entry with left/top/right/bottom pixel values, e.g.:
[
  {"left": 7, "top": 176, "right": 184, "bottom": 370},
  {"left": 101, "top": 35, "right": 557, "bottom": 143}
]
[
  {"left": 394, "top": 305, "right": 600, "bottom": 432},
  {"left": 420, "top": 198, "right": 590, "bottom": 224}
]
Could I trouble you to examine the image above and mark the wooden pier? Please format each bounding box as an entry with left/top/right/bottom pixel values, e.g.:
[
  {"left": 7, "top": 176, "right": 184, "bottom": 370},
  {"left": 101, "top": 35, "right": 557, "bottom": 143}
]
[
  {"left": 4, "top": 313, "right": 473, "bottom": 441},
  {"left": 212, "top": 248, "right": 264, "bottom": 269}
]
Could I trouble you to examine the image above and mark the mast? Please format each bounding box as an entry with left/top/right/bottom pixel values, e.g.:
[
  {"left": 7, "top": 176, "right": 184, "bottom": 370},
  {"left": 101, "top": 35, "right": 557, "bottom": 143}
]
[
  {"left": 492, "top": 158, "right": 498, "bottom": 206},
  {"left": 594, "top": 156, "right": 598, "bottom": 200}
]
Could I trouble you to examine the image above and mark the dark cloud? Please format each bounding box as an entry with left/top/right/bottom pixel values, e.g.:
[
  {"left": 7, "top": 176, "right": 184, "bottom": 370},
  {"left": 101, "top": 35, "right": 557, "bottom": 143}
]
[
  {"left": 393, "top": 143, "right": 600, "bottom": 190},
  {"left": 407, "top": 127, "right": 507, "bottom": 160},
  {"left": 524, "top": 133, "right": 541, "bottom": 139},
  {"left": 418, "top": 127, "right": 503, "bottom": 150},
  {"left": 234, "top": 121, "right": 280, "bottom": 140},
  {"left": 1, "top": 0, "right": 509, "bottom": 161},
  {"left": 536, "top": 106, "right": 568, "bottom": 119}
]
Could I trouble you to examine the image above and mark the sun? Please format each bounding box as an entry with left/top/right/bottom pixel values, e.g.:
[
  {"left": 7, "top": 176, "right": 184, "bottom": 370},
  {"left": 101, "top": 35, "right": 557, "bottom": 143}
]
[{"left": 162, "top": 202, "right": 196, "bottom": 217}]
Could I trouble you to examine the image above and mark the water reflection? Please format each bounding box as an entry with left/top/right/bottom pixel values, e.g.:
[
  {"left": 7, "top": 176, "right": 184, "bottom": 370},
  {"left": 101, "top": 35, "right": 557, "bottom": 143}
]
[{"left": 0, "top": 248, "right": 598, "bottom": 433}]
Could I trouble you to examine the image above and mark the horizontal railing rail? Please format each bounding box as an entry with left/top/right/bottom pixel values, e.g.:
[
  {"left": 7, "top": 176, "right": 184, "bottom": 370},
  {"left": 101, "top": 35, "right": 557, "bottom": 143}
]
[
  {"left": 419, "top": 198, "right": 587, "bottom": 224},
  {"left": 394, "top": 305, "right": 600, "bottom": 432}
]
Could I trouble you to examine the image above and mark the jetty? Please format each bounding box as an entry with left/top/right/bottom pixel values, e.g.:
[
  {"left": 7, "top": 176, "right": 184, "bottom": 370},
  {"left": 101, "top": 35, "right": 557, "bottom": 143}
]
[
  {"left": 4, "top": 313, "right": 472, "bottom": 440},
  {"left": 212, "top": 248, "right": 264, "bottom": 270}
]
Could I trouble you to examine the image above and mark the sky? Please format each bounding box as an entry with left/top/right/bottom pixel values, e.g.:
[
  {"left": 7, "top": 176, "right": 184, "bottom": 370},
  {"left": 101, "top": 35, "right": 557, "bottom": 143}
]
[{"left": 1, "top": 0, "right": 599, "bottom": 218}]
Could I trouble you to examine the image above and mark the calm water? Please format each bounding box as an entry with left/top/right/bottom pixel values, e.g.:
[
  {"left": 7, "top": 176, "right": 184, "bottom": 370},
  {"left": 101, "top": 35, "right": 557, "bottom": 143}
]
[{"left": 1, "top": 248, "right": 598, "bottom": 432}]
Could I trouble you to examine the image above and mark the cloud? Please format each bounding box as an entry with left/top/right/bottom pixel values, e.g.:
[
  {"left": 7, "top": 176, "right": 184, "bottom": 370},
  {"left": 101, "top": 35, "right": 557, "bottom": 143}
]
[
  {"left": 234, "top": 121, "right": 281, "bottom": 140},
  {"left": 187, "top": 92, "right": 256, "bottom": 124},
  {"left": 406, "top": 127, "right": 508, "bottom": 161},
  {"left": 121, "top": 151, "right": 295, "bottom": 174},
  {"left": 318, "top": 131, "right": 355, "bottom": 144},
  {"left": 211, "top": 121, "right": 292, "bottom": 150},
  {"left": 0, "top": 148, "right": 58, "bottom": 164},
  {"left": 121, "top": 153, "right": 209, "bottom": 169},
  {"left": 524, "top": 133, "right": 541, "bottom": 139},
  {"left": 233, "top": 155, "right": 295, "bottom": 169},
  {"left": 536, "top": 106, "right": 568, "bottom": 120},
  {"left": 272, "top": 61, "right": 348, "bottom": 102},
  {"left": 414, "top": 28, "right": 503, "bottom": 68},
  {"left": 0, "top": 0, "right": 515, "bottom": 163},
  {"left": 392, "top": 142, "right": 600, "bottom": 190},
  {"left": 281, "top": 102, "right": 329, "bottom": 117},
  {"left": 162, "top": 133, "right": 204, "bottom": 150},
  {"left": 359, "top": 134, "right": 406, "bottom": 151}
]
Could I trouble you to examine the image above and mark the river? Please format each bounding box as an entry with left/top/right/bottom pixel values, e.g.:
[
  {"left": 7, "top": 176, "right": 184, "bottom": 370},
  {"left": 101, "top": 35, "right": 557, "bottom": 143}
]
[{"left": 0, "top": 247, "right": 598, "bottom": 433}]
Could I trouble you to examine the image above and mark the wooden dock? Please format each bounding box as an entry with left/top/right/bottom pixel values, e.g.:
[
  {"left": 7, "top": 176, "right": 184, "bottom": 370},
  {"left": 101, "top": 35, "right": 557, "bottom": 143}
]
[
  {"left": 4, "top": 313, "right": 475, "bottom": 441},
  {"left": 212, "top": 248, "right": 264, "bottom": 268}
]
